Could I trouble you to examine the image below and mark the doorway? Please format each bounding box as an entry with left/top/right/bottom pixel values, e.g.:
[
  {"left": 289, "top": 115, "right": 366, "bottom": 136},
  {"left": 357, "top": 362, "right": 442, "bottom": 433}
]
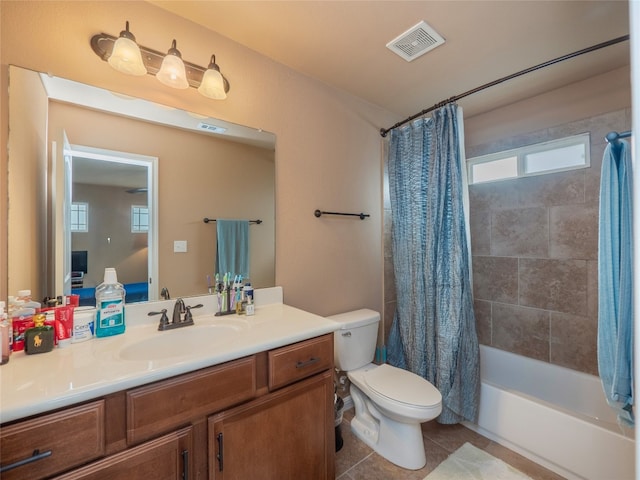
[{"left": 65, "top": 144, "right": 158, "bottom": 304}]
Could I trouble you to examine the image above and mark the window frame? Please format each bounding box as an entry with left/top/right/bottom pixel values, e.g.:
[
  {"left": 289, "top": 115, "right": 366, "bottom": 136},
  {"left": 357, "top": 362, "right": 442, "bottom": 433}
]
[
  {"left": 131, "top": 205, "right": 149, "bottom": 233},
  {"left": 467, "top": 133, "right": 590, "bottom": 185},
  {"left": 70, "top": 202, "right": 89, "bottom": 233}
]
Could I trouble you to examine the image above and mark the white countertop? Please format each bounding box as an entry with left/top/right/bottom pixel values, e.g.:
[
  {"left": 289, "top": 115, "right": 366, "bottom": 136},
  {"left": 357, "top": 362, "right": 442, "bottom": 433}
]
[{"left": 0, "top": 288, "right": 339, "bottom": 424}]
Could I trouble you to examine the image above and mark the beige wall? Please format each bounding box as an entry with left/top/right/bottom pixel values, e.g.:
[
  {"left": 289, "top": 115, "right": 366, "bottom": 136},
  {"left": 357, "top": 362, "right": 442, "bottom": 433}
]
[
  {"left": 48, "top": 100, "right": 275, "bottom": 297},
  {"left": 465, "top": 66, "right": 632, "bottom": 146},
  {"left": 1, "top": 1, "right": 395, "bottom": 315},
  {"left": 7, "top": 65, "right": 49, "bottom": 300}
]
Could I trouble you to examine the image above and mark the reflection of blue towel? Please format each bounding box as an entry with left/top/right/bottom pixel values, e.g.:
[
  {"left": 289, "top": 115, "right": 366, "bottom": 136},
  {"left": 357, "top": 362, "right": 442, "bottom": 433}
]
[
  {"left": 598, "top": 140, "right": 634, "bottom": 426},
  {"left": 215, "top": 220, "right": 249, "bottom": 278}
]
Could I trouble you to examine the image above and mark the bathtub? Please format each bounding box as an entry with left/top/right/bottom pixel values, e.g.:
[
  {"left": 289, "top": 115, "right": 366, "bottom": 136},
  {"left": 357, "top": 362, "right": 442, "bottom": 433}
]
[{"left": 464, "top": 345, "right": 635, "bottom": 480}]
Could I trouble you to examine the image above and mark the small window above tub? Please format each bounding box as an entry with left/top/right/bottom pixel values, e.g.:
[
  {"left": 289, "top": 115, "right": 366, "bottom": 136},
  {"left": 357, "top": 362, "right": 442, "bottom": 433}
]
[{"left": 467, "top": 133, "right": 590, "bottom": 185}]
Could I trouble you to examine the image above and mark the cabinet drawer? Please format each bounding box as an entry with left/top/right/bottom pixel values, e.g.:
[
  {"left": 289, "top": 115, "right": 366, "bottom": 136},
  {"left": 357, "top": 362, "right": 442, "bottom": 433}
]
[
  {"left": 268, "top": 334, "right": 333, "bottom": 390},
  {"left": 127, "top": 355, "right": 256, "bottom": 445},
  {"left": 52, "top": 426, "right": 192, "bottom": 480},
  {"left": 0, "top": 400, "right": 105, "bottom": 480}
]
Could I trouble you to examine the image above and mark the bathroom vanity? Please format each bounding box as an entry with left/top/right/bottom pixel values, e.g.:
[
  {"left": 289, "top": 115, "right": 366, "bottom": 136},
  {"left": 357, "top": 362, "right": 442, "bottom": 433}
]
[{"left": 0, "top": 289, "right": 339, "bottom": 479}]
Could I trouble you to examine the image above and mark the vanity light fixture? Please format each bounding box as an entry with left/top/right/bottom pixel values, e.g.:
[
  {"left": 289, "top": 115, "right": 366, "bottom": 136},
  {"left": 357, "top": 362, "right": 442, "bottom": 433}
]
[
  {"left": 107, "top": 21, "right": 147, "bottom": 76},
  {"left": 91, "top": 21, "right": 230, "bottom": 98},
  {"left": 156, "top": 39, "right": 189, "bottom": 89},
  {"left": 198, "top": 55, "right": 227, "bottom": 100}
]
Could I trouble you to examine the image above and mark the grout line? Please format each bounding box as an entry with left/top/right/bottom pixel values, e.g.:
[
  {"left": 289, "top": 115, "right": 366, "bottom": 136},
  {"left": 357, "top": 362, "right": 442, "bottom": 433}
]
[
  {"left": 340, "top": 451, "right": 375, "bottom": 478},
  {"left": 423, "top": 435, "right": 457, "bottom": 455}
]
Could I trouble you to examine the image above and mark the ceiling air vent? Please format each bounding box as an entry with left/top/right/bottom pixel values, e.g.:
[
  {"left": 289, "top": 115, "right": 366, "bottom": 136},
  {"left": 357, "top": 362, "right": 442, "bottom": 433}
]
[{"left": 386, "top": 20, "right": 445, "bottom": 62}]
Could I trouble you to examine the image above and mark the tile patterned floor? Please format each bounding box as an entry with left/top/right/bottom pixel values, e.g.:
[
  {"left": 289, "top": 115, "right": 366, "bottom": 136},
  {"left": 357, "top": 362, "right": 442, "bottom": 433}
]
[{"left": 335, "top": 408, "right": 566, "bottom": 480}]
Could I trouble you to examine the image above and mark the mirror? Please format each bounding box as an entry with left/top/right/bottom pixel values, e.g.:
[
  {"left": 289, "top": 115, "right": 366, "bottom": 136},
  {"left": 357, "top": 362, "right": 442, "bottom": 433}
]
[{"left": 8, "top": 65, "right": 276, "bottom": 305}]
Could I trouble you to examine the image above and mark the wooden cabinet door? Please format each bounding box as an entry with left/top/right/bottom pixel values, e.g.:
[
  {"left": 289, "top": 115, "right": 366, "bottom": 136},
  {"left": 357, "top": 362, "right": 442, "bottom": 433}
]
[
  {"left": 54, "top": 426, "right": 192, "bottom": 480},
  {"left": 209, "top": 370, "right": 334, "bottom": 480}
]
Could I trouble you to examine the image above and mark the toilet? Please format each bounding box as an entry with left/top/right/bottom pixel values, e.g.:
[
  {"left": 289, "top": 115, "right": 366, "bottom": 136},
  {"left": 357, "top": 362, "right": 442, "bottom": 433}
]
[{"left": 329, "top": 309, "right": 442, "bottom": 470}]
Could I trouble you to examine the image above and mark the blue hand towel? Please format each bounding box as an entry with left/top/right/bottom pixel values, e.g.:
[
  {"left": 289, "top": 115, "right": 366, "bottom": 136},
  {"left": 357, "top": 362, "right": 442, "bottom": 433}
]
[
  {"left": 215, "top": 219, "right": 250, "bottom": 278},
  {"left": 598, "top": 139, "right": 634, "bottom": 426}
]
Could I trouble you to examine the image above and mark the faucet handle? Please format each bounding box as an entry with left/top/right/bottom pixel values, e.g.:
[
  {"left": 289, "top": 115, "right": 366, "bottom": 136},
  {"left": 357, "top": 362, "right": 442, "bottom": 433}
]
[
  {"left": 148, "top": 309, "right": 169, "bottom": 330},
  {"left": 184, "top": 303, "right": 203, "bottom": 323}
]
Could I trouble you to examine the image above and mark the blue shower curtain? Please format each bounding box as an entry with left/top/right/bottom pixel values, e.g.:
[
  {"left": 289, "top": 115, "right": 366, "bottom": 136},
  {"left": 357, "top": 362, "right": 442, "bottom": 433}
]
[
  {"left": 387, "top": 103, "right": 480, "bottom": 424},
  {"left": 598, "top": 139, "right": 634, "bottom": 426}
]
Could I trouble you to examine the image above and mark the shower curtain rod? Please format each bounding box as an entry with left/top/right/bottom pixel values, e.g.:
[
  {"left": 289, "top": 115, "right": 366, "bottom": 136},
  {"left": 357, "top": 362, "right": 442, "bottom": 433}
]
[{"left": 380, "top": 35, "right": 630, "bottom": 138}]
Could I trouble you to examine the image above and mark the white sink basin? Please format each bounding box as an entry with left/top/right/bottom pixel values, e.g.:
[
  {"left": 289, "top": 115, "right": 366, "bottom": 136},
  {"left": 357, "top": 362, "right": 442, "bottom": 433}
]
[{"left": 118, "top": 321, "right": 246, "bottom": 362}]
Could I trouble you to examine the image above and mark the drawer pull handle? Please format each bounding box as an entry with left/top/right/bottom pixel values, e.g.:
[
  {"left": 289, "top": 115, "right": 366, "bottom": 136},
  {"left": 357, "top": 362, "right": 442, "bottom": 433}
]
[
  {"left": 296, "top": 357, "right": 320, "bottom": 369},
  {"left": 0, "top": 449, "right": 52, "bottom": 473},
  {"left": 182, "top": 449, "right": 189, "bottom": 480},
  {"left": 217, "top": 432, "right": 224, "bottom": 472}
]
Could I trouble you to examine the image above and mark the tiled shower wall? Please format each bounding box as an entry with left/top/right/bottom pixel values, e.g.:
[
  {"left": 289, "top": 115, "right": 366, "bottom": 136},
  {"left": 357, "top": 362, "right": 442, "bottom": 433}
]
[{"left": 382, "top": 108, "right": 631, "bottom": 376}]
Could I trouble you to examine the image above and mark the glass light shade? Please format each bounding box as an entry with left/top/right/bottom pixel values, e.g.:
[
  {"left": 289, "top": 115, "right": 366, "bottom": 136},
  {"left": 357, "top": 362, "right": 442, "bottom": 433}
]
[
  {"left": 198, "top": 68, "right": 227, "bottom": 99},
  {"left": 156, "top": 54, "right": 189, "bottom": 89},
  {"left": 108, "top": 36, "right": 147, "bottom": 76}
]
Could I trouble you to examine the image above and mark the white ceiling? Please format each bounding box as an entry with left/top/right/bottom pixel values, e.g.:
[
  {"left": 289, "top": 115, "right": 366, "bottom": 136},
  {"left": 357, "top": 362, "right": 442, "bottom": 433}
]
[{"left": 150, "top": 1, "right": 630, "bottom": 122}]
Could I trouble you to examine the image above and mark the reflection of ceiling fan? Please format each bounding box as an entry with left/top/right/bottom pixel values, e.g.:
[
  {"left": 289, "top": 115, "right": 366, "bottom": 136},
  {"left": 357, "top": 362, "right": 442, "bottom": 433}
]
[{"left": 126, "top": 187, "right": 148, "bottom": 194}]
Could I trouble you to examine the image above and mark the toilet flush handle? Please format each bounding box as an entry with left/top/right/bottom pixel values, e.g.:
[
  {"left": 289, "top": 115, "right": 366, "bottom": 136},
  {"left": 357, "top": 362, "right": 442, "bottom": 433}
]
[{"left": 342, "top": 331, "right": 352, "bottom": 337}]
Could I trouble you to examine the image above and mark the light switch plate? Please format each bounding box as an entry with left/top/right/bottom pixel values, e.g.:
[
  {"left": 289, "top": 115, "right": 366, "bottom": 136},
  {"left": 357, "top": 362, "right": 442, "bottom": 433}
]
[{"left": 174, "top": 240, "right": 188, "bottom": 253}]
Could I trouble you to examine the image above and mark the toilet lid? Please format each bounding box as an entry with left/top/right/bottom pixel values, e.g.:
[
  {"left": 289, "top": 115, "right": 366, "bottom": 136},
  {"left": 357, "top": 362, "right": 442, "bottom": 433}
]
[{"left": 363, "top": 364, "right": 441, "bottom": 407}]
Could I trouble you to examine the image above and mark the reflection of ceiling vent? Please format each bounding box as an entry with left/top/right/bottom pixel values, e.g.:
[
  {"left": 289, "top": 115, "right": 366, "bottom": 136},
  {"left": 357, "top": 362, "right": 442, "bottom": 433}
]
[
  {"left": 197, "top": 122, "right": 227, "bottom": 134},
  {"left": 386, "top": 21, "right": 445, "bottom": 62}
]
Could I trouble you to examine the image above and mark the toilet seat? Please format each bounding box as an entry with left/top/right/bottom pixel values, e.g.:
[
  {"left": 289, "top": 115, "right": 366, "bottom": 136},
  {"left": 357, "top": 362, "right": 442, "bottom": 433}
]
[
  {"left": 348, "top": 363, "right": 442, "bottom": 422},
  {"left": 363, "top": 364, "right": 441, "bottom": 408}
]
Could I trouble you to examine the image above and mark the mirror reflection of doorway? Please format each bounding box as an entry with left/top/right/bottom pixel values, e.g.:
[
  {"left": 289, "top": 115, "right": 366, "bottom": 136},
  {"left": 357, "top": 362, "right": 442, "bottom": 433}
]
[{"left": 67, "top": 145, "right": 158, "bottom": 305}]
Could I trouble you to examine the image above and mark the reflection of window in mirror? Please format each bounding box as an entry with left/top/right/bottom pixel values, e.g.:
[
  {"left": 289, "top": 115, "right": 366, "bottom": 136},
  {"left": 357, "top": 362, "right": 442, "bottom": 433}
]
[
  {"left": 131, "top": 206, "right": 149, "bottom": 233},
  {"left": 71, "top": 203, "right": 88, "bottom": 232}
]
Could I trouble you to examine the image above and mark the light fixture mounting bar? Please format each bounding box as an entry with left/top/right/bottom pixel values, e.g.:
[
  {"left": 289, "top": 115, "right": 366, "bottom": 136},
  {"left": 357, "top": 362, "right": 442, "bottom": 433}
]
[{"left": 90, "top": 33, "right": 230, "bottom": 92}]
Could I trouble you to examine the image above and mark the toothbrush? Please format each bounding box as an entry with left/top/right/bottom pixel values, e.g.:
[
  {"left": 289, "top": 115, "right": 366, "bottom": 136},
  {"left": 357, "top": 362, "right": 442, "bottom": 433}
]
[
  {"left": 215, "top": 274, "right": 222, "bottom": 312},
  {"left": 231, "top": 275, "right": 238, "bottom": 310},
  {"left": 215, "top": 274, "right": 221, "bottom": 312}
]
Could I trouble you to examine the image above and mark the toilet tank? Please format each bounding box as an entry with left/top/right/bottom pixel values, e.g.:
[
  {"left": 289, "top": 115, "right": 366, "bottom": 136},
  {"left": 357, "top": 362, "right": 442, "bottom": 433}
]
[{"left": 328, "top": 309, "right": 380, "bottom": 371}]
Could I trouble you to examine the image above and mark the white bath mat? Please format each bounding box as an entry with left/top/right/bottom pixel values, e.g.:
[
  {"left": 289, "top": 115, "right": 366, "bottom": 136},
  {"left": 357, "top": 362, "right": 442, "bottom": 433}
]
[{"left": 424, "top": 442, "right": 533, "bottom": 480}]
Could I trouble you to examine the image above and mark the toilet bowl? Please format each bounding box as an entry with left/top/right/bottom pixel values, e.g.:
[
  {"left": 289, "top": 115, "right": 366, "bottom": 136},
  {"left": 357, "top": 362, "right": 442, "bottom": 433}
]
[{"left": 329, "top": 309, "right": 442, "bottom": 470}]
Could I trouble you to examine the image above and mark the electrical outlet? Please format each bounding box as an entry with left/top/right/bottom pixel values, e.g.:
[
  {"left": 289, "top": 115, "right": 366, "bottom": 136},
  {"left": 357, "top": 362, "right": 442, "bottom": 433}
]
[{"left": 173, "top": 240, "right": 188, "bottom": 253}]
